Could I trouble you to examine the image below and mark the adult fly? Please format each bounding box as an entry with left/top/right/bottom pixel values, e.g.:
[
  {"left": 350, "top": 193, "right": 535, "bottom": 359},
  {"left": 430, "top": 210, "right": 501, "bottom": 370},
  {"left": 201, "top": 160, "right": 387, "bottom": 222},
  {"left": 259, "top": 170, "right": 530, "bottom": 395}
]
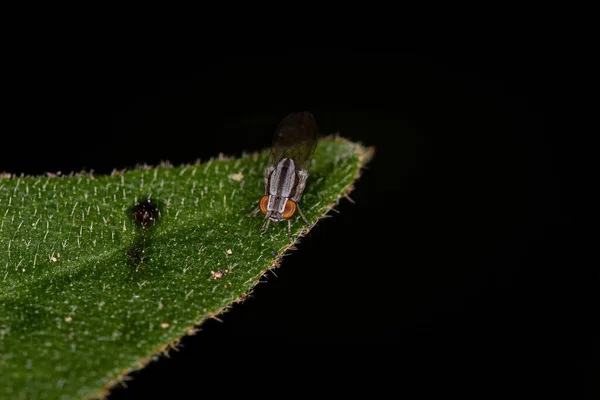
[{"left": 251, "top": 112, "right": 319, "bottom": 238}]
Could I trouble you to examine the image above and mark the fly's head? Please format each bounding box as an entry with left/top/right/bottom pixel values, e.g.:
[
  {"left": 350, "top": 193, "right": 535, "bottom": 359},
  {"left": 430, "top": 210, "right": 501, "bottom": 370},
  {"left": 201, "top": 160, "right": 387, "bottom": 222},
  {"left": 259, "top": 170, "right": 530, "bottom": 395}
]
[{"left": 259, "top": 195, "right": 297, "bottom": 223}]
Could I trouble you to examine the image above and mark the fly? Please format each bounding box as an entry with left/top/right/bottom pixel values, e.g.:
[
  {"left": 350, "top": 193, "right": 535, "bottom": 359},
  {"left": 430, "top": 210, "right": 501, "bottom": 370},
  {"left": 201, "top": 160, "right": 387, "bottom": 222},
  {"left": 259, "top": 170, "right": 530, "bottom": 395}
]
[{"left": 250, "top": 111, "right": 319, "bottom": 238}]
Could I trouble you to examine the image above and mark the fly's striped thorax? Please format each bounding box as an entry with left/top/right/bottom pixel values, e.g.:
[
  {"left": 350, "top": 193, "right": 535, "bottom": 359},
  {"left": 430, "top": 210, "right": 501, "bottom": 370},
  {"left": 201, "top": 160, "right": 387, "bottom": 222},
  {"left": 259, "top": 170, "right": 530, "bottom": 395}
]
[{"left": 269, "top": 158, "right": 296, "bottom": 198}]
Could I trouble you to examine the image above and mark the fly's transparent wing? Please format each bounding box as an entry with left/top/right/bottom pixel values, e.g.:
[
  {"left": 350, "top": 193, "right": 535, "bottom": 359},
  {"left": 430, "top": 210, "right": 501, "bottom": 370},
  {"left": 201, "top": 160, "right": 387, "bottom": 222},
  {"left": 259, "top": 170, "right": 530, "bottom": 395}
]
[{"left": 268, "top": 112, "right": 319, "bottom": 171}]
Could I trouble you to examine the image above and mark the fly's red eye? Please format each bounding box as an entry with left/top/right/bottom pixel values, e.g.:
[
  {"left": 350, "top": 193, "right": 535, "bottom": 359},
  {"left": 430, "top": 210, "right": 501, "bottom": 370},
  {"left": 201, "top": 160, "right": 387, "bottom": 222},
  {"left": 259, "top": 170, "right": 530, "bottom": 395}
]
[
  {"left": 259, "top": 195, "right": 269, "bottom": 215},
  {"left": 282, "top": 199, "right": 297, "bottom": 219}
]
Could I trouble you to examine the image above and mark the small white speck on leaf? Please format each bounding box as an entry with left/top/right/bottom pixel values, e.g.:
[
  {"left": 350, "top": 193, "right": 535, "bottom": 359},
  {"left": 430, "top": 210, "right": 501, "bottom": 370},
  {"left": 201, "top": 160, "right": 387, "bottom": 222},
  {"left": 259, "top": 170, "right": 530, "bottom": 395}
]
[
  {"left": 210, "top": 269, "right": 229, "bottom": 279},
  {"left": 160, "top": 323, "right": 169, "bottom": 329},
  {"left": 228, "top": 172, "right": 244, "bottom": 182}
]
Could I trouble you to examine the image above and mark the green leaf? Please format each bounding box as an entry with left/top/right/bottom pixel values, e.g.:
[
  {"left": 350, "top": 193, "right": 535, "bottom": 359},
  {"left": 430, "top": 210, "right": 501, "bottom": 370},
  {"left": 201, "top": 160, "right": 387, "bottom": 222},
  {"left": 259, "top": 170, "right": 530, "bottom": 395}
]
[{"left": 0, "top": 136, "right": 373, "bottom": 399}]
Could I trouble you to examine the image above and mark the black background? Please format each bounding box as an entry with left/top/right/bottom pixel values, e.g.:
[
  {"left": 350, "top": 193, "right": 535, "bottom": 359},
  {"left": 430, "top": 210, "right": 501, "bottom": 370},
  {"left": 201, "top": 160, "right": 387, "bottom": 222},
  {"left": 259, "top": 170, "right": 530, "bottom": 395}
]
[{"left": 2, "top": 34, "right": 589, "bottom": 397}]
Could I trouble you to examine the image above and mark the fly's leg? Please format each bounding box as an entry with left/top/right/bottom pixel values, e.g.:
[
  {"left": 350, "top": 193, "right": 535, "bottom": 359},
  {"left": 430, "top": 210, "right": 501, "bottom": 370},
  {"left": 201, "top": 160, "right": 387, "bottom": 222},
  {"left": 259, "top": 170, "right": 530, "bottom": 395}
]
[
  {"left": 287, "top": 219, "right": 292, "bottom": 240},
  {"left": 248, "top": 206, "right": 261, "bottom": 217},
  {"left": 260, "top": 220, "right": 271, "bottom": 235},
  {"left": 296, "top": 203, "right": 311, "bottom": 228}
]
